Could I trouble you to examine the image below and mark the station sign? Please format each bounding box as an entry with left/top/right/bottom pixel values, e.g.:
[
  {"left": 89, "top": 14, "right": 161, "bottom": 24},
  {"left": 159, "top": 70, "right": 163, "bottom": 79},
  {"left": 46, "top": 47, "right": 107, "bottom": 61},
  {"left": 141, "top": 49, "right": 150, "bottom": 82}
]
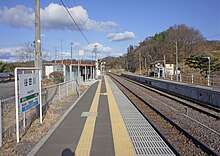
[
  {"left": 79, "top": 50, "right": 84, "bottom": 56},
  {"left": 19, "top": 73, "right": 39, "bottom": 112}
]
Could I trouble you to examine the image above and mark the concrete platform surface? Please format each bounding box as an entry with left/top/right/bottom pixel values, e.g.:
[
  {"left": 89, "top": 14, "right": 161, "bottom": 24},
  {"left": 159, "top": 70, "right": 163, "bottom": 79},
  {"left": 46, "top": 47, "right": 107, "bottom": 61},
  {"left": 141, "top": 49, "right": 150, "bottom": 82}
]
[{"left": 28, "top": 76, "right": 175, "bottom": 156}]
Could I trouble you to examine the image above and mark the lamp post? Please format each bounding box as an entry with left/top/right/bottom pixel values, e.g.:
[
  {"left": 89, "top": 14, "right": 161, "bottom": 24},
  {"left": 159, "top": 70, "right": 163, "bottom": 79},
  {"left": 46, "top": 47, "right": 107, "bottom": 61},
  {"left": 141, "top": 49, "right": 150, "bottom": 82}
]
[{"left": 202, "top": 56, "right": 210, "bottom": 86}]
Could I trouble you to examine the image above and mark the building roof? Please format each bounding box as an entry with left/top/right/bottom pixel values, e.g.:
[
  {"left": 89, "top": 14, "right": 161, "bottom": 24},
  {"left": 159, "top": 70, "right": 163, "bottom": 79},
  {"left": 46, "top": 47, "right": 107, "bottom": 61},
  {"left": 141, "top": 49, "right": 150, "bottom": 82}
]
[{"left": 44, "top": 63, "right": 95, "bottom": 67}]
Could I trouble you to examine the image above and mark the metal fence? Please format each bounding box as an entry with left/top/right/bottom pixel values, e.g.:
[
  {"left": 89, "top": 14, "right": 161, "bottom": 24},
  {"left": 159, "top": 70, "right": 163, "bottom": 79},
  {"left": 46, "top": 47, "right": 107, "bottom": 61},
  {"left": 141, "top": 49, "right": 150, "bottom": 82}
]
[
  {"left": 0, "top": 79, "right": 79, "bottom": 146},
  {"left": 164, "top": 73, "right": 220, "bottom": 89}
]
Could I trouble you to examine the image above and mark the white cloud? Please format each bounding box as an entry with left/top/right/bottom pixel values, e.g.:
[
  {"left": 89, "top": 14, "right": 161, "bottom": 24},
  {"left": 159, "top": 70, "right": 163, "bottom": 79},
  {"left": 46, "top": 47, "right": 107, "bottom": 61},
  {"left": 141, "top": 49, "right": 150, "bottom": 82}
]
[
  {"left": 107, "top": 31, "right": 136, "bottom": 41},
  {"left": 84, "top": 43, "right": 114, "bottom": 54},
  {"left": 83, "top": 43, "right": 124, "bottom": 58},
  {"left": 0, "top": 47, "right": 22, "bottom": 62},
  {"left": 0, "top": 3, "right": 118, "bottom": 31},
  {"left": 0, "top": 5, "right": 34, "bottom": 28},
  {"left": 0, "top": 46, "right": 53, "bottom": 62},
  {"left": 0, "top": 44, "right": 123, "bottom": 62},
  {"left": 65, "top": 43, "right": 115, "bottom": 58}
]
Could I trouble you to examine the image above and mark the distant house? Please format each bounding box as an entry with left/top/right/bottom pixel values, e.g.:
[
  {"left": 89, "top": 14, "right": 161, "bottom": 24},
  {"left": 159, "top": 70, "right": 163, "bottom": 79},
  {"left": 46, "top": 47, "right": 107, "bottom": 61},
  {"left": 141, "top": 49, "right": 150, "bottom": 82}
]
[
  {"left": 165, "top": 64, "right": 174, "bottom": 76},
  {"left": 149, "top": 60, "right": 174, "bottom": 78}
]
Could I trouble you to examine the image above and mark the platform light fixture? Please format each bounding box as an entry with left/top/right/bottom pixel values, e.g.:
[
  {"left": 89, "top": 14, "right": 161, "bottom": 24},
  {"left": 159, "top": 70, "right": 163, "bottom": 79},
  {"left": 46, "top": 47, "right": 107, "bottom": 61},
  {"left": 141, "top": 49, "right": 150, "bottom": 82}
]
[{"left": 202, "top": 56, "right": 210, "bottom": 86}]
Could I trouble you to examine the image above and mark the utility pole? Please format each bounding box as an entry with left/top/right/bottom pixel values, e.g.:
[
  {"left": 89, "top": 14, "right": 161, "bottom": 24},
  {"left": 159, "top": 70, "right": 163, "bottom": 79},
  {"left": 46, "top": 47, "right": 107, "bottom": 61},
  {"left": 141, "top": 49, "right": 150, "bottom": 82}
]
[
  {"left": 208, "top": 57, "right": 210, "bottom": 86},
  {"left": 94, "top": 45, "right": 98, "bottom": 79},
  {"left": 35, "top": 0, "right": 41, "bottom": 68},
  {"left": 34, "top": 0, "right": 42, "bottom": 125},
  {"left": 175, "top": 41, "right": 178, "bottom": 81},
  {"left": 164, "top": 55, "right": 166, "bottom": 79},
  {"left": 54, "top": 47, "right": 57, "bottom": 63},
  {"left": 70, "top": 43, "right": 73, "bottom": 64},
  {"left": 78, "top": 50, "right": 80, "bottom": 83},
  {"left": 144, "top": 57, "right": 146, "bottom": 69},
  {"left": 91, "top": 48, "right": 94, "bottom": 79},
  {"left": 139, "top": 53, "right": 141, "bottom": 74},
  {"left": 61, "top": 40, "right": 63, "bottom": 64},
  {"left": 91, "top": 51, "right": 93, "bottom": 64}
]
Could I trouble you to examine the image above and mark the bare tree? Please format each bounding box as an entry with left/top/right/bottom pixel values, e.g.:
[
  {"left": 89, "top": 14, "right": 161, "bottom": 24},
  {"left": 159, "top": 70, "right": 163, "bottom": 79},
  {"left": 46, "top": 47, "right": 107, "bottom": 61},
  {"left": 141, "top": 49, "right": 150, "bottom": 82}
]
[
  {"left": 166, "top": 24, "right": 205, "bottom": 59},
  {"left": 16, "top": 43, "right": 34, "bottom": 62}
]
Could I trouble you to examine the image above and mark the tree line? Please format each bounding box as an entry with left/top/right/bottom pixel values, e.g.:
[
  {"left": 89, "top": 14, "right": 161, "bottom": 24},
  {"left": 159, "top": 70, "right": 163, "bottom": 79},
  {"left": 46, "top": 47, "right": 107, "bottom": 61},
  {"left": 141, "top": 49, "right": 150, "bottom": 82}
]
[
  {"left": 0, "top": 61, "right": 15, "bottom": 72},
  {"left": 104, "top": 24, "right": 220, "bottom": 76}
]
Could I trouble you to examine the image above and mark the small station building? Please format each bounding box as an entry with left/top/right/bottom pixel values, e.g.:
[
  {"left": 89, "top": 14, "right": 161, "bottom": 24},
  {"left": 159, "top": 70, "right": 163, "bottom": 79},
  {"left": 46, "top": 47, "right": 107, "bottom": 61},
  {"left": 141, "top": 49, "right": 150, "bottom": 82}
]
[{"left": 44, "top": 63, "right": 97, "bottom": 82}]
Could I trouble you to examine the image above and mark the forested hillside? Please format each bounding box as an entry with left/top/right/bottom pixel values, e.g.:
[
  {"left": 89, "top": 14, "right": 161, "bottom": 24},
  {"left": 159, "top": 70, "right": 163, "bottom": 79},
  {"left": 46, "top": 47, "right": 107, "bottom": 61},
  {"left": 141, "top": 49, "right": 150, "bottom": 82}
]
[{"left": 104, "top": 24, "right": 220, "bottom": 74}]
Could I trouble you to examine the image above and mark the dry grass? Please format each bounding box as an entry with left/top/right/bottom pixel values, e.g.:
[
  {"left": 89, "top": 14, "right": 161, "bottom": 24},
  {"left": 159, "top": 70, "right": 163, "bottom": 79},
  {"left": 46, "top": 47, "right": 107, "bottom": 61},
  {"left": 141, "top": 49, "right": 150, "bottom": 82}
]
[{"left": 0, "top": 86, "right": 88, "bottom": 156}]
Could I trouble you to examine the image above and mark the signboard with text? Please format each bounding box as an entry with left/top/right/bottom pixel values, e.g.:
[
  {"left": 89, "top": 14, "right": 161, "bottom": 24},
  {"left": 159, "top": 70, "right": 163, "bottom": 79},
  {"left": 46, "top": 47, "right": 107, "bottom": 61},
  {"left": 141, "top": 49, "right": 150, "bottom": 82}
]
[
  {"left": 19, "top": 73, "right": 39, "bottom": 112},
  {"left": 79, "top": 50, "right": 84, "bottom": 56}
]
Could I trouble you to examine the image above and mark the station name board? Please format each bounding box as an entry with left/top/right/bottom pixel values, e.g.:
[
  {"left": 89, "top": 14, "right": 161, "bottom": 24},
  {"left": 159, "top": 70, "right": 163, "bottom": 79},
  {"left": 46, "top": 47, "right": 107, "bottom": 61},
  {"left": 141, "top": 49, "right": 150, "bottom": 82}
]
[{"left": 19, "top": 73, "right": 39, "bottom": 112}]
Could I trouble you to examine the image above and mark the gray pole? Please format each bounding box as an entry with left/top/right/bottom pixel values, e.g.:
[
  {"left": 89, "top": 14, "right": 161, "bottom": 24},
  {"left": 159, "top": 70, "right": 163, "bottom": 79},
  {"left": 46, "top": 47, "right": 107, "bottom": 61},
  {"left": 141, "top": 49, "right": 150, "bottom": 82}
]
[
  {"left": 91, "top": 49, "right": 93, "bottom": 64},
  {"left": 139, "top": 53, "right": 141, "bottom": 74},
  {"left": 164, "top": 55, "right": 166, "bottom": 79},
  {"left": 61, "top": 40, "right": 63, "bottom": 64},
  {"left": 144, "top": 57, "right": 146, "bottom": 69},
  {"left": 71, "top": 43, "right": 73, "bottom": 64},
  {"left": 91, "top": 50, "right": 93, "bottom": 79},
  {"left": 78, "top": 51, "right": 80, "bottom": 84},
  {"left": 94, "top": 45, "right": 98, "bottom": 79},
  {"left": 55, "top": 47, "right": 57, "bottom": 63},
  {"left": 202, "top": 56, "right": 211, "bottom": 86},
  {"left": 208, "top": 57, "right": 210, "bottom": 86},
  {"left": 85, "top": 66, "right": 87, "bottom": 81},
  {"left": 95, "top": 52, "right": 98, "bottom": 79},
  {"left": 175, "top": 41, "right": 178, "bottom": 81},
  {"left": 100, "top": 62, "right": 102, "bottom": 77},
  {"left": 35, "top": 0, "right": 41, "bottom": 68}
]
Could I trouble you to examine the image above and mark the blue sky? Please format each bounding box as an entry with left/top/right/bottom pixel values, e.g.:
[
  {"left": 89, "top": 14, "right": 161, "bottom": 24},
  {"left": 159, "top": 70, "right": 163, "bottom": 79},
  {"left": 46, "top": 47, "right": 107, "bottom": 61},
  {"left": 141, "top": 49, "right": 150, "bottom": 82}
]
[{"left": 0, "top": 0, "right": 219, "bottom": 62}]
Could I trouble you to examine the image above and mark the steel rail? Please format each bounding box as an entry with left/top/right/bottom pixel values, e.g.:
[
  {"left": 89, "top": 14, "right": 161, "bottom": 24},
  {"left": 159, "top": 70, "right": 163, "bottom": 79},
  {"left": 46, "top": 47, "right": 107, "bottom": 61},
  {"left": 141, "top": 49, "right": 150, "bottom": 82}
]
[
  {"left": 109, "top": 73, "right": 219, "bottom": 156},
  {"left": 121, "top": 74, "right": 220, "bottom": 119}
]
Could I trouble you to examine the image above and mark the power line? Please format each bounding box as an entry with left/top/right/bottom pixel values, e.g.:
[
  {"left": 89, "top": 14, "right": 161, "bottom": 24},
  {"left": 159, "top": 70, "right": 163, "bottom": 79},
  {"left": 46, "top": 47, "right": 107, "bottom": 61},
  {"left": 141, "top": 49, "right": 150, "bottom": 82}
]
[
  {"left": 205, "top": 34, "right": 220, "bottom": 39},
  {"left": 70, "top": 0, "right": 91, "bottom": 39},
  {"left": 69, "top": 0, "right": 81, "bottom": 23},
  {"left": 71, "top": 0, "right": 82, "bottom": 15},
  {"left": 64, "top": 0, "right": 80, "bottom": 24},
  {"left": 59, "top": 0, "right": 91, "bottom": 45}
]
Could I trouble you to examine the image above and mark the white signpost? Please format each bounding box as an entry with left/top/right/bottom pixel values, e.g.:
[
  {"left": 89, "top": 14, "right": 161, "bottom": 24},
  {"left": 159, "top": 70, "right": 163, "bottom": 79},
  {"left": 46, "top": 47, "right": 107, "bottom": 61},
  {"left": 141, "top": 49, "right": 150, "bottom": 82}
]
[{"left": 15, "top": 67, "right": 42, "bottom": 143}]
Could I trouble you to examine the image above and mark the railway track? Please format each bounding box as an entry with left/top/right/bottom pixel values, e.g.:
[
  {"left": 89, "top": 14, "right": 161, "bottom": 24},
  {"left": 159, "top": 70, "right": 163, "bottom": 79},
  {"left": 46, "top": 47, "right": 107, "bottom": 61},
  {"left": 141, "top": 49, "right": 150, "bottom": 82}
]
[
  {"left": 109, "top": 73, "right": 220, "bottom": 156},
  {"left": 120, "top": 75, "right": 220, "bottom": 134},
  {"left": 122, "top": 75, "right": 220, "bottom": 119}
]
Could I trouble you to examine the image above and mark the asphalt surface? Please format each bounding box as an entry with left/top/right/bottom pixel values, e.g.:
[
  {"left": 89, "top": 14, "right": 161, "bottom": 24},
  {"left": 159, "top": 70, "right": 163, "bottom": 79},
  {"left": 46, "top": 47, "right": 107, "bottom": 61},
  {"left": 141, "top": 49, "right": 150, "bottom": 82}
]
[
  {"left": 90, "top": 78, "right": 114, "bottom": 155},
  {"left": 34, "top": 82, "right": 100, "bottom": 156},
  {"left": 0, "top": 81, "right": 15, "bottom": 99}
]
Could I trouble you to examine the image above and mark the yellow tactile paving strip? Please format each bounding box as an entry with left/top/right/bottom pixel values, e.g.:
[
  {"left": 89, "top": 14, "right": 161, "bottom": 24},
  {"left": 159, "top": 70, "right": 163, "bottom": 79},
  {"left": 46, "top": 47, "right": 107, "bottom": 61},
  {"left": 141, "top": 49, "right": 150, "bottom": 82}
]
[
  {"left": 105, "top": 76, "right": 135, "bottom": 156},
  {"left": 75, "top": 80, "right": 101, "bottom": 156}
]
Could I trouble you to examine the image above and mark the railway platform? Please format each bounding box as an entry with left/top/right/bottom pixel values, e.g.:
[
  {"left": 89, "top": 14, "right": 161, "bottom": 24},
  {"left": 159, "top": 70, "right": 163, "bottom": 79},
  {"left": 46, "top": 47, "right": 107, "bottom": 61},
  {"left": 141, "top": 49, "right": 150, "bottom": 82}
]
[{"left": 28, "top": 76, "right": 175, "bottom": 156}]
